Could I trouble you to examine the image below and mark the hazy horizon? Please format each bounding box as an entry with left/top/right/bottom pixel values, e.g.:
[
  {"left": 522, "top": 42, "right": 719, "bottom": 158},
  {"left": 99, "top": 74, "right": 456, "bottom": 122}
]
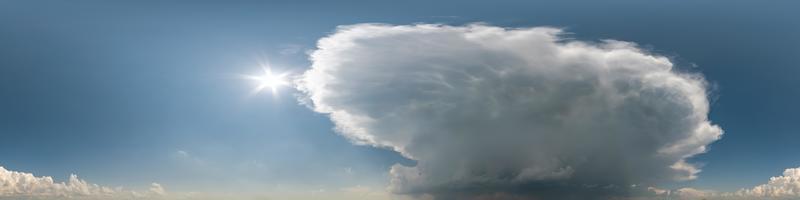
[{"left": 2, "top": 1, "right": 799, "bottom": 199}]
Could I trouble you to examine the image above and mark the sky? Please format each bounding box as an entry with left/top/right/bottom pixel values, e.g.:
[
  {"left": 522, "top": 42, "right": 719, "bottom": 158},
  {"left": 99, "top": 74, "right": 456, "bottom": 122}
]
[{"left": 1, "top": 1, "right": 799, "bottom": 200}]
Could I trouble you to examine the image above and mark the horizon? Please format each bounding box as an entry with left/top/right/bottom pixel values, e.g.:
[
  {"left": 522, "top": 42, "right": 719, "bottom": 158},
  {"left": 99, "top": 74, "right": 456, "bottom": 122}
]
[{"left": 2, "top": 1, "right": 800, "bottom": 200}]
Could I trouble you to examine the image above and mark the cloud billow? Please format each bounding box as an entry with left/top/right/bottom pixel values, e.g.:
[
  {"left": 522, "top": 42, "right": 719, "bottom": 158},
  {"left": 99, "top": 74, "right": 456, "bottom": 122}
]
[
  {"left": 298, "top": 24, "right": 723, "bottom": 199},
  {"left": 0, "top": 166, "right": 164, "bottom": 200},
  {"left": 646, "top": 166, "right": 800, "bottom": 200}
]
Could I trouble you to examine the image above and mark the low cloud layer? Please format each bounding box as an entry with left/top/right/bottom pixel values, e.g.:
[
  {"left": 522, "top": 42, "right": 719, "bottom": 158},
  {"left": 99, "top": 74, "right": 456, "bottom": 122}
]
[
  {"left": 298, "top": 24, "right": 723, "bottom": 199},
  {"left": 738, "top": 167, "right": 800, "bottom": 197},
  {"left": 0, "top": 166, "right": 164, "bottom": 200},
  {"left": 650, "top": 166, "right": 800, "bottom": 200}
]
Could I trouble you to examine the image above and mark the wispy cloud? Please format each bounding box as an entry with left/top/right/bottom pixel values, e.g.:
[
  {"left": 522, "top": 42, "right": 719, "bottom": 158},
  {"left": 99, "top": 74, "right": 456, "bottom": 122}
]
[{"left": 278, "top": 44, "right": 306, "bottom": 56}]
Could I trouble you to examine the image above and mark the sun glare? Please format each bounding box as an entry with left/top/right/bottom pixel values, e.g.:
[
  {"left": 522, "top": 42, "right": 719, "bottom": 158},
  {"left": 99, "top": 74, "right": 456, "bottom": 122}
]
[{"left": 247, "top": 67, "right": 289, "bottom": 95}]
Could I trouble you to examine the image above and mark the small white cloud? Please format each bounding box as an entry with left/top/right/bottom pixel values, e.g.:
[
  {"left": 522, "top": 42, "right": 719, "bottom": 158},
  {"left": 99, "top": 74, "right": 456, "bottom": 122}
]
[
  {"left": 344, "top": 167, "right": 354, "bottom": 175},
  {"left": 149, "top": 183, "right": 166, "bottom": 196},
  {"left": 647, "top": 186, "right": 669, "bottom": 195},
  {"left": 175, "top": 150, "right": 189, "bottom": 158},
  {"left": 675, "top": 187, "right": 717, "bottom": 199},
  {"left": 172, "top": 150, "right": 206, "bottom": 166}
]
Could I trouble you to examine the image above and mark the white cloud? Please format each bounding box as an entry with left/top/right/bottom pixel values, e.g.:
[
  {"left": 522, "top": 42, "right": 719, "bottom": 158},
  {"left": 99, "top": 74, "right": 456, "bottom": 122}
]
[
  {"left": 149, "top": 183, "right": 166, "bottom": 196},
  {"left": 736, "top": 167, "right": 800, "bottom": 197},
  {"left": 645, "top": 166, "right": 800, "bottom": 200},
  {"left": 298, "top": 23, "right": 723, "bottom": 199},
  {"left": 0, "top": 165, "right": 164, "bottom": 199},
  {"left": 674, "top": 187, "right": 718, "bottom": 199}
]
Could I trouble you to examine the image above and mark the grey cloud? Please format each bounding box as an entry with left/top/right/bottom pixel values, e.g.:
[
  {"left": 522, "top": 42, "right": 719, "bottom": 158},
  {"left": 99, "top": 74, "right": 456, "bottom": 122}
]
[{"left": 298, "top": 24, "right": 723, "bottom": 199}]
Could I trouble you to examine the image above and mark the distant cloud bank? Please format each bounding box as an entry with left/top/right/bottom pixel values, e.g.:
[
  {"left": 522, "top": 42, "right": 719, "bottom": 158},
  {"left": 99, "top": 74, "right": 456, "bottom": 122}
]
[
  {"left": 0, "top": 166, "right": 164, "bottom": 200},
  {"left": 298, "top": 23, "right": 723, "bottom": 199},
  {"left": 650, "top": 166, "right": 800, "bottom": 199}
]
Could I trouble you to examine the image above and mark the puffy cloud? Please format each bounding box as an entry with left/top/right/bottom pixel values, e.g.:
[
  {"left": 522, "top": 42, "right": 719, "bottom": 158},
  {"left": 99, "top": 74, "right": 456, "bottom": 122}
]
[
  {"left": 298, "top": 23, "right": 723, "bottom": 199},
  {"left": 0, "top": 165, "right": 164, "bottom": 199},
  {"left": 736, "top": 167, "right": 800, "bottom": 197},
  {"left": 645, "top": 166, "right": 800, "bottom": 200},
  {"left": 149, "top": 183, "right": 166, "bottom": 196}
]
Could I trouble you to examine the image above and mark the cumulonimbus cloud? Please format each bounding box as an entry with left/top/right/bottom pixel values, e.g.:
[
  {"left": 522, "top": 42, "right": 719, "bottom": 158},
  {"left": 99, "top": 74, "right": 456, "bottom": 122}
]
[
  {"left": 0, "top": 165, "right": 164, "bottom": 200},
  {"left": 298, "top": 24, "right": 723, "bottom": 199}
]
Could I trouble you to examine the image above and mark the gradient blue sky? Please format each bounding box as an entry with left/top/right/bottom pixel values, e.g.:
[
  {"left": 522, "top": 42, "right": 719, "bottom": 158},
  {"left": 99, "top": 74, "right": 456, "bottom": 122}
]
[{"left": 1, "top": 0, "right": 799, "bottom": 198}]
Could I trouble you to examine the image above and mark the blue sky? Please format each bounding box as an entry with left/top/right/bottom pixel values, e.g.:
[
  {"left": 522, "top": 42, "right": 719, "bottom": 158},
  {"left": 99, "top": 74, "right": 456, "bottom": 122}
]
[{"left": 1, "top": 1, "right": 799, "bottom": 199}]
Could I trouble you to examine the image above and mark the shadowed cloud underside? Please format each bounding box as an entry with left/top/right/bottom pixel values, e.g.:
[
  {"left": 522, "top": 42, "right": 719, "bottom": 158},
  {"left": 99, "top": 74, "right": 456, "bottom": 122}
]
[{"left": 298, "top": 24, "right": 723, "bottom": 199}]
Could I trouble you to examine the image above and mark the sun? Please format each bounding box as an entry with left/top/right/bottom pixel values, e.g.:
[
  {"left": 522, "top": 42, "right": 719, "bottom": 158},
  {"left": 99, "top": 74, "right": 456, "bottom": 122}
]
[{"left": 246, "top": 67, "right": 289, "bottom": 95}]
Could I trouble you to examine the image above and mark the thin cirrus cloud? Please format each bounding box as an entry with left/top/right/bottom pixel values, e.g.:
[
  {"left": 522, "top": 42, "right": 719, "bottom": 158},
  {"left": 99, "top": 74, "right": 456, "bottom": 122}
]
[
  {"left": 0, "top": 165, "right": 164, "bottom": 200},
  {"left": 297, "top": 24, "right": 723, "bottom": 199}
]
